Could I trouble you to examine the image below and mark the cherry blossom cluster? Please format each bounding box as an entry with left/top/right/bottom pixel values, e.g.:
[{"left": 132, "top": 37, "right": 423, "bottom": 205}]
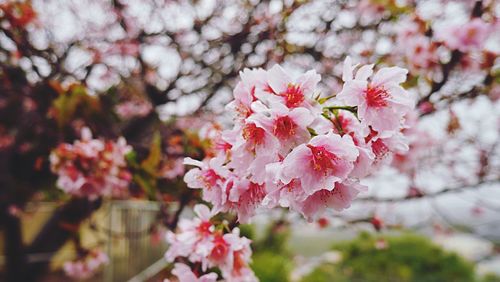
[
  {"left": 394, "top": 14, "right": 496, "bottom": 77},
  {"left": 115, "top": 99, "right": 153, "bottom": 120},
  {"left": 165, "top": 204, "right": 257, "bottom": 282},
  {"left": 63, "top": 249, "right": 109, "bottom": 280},
  {"left": 184, "top": 58, "right": 415, "bottom": 222},
  {"left": 50, "top": 127, "right": 132, "bottom": 199}
]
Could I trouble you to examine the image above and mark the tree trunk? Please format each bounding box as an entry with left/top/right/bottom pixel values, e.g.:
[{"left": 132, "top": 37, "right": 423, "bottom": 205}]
[
  {"left": 25, "top": 198, "right": 102, "bottom": 281},
  {"left": 2, "top": 210, "right": 28, "bottom": 281}
]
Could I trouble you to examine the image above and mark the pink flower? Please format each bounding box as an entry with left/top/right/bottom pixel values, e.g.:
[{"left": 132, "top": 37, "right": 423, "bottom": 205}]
[
  {"left": 115, "top": 99, "right": 152, "bottom": 119},
  {"left": 297, "top": 180, "right": 367, "bottom": 221},
  {"left": 164, "top": 263, "right": 218, "bottom": 282},
  {"left": 165, "top": 205, "right": 216, "bottom": 265},
  {"left": 164, "top": 210, "right": 257, "bottom": 281},
  {"left": 338, "top": 56, "right": 414, "bottom": 135},
  {"left": 181, "top": 61, "right": 415, "bottom": 223},
  {"left": 248, "top": 101, "right": 315, "bottom": 155},
  {"left": 366, "top": 129, "right": 409, "bottom": 166},
  {"left": 262, "top": 176, "right": 307, "bottom": 210},
  {"left": 404, "top": 35, "right": 439, "bottom": 73},
  {"left": 439, "top": 18, "right": 492, "bottom": 52},
  {"left": 184, "top": 157, "right": 230, "bottom": 211},
  {"left": 226, "top": 68, "right": 268, "bottom": 122},
  {"left": 63, "top": 249, "right": 109, "bottom": 280},
  {"left": 259, "top": 64, "right": 321, "bottom": 109},
  {"left": 280, "top": 132, "right": 358, "bottom": 196},
  {"left": 160, "top": 158, "right": 185, "bottom": 180},
  {"left": 218, "top": 228, "right": 258, "bottom": 282},
  {"left": 227, "top": 121, "right": 280, "bottom": 184},
  {"left": 328, "top": 111, "right": 374, "bottom": 178},
  {"left": 392, "top": 114, "right": 436, "bottom": 174},
  {"left": 50, "top": 127, "right": 132, "bottom": 199},
  {"left": 225, "top": 178, "right": 267, "bottom": 223}
]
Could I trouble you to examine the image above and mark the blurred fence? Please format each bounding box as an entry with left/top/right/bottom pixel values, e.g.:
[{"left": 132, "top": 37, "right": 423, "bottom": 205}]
[{"left": 104, "top": 201, "right": 168, "bottom": 282}]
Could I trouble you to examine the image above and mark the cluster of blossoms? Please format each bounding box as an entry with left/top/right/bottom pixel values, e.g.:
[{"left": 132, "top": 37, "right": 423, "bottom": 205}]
[
  {"left": 394, "top": 14, "right": 496, "bottom": 78},
  {"left": 63, "top": 249, "right": 109, "bottom": 280},
  {"left": 165, "top": 205, "right": 257, "bottom": 282},
  {"left": 115, "top": 99, "right": 153, "bottom": 119},
  {"left": 50, "top": 127, "right": 132, "bottom": 199},
  {"left": 184, "top": 58, "right": 415, "bottom": 222}
]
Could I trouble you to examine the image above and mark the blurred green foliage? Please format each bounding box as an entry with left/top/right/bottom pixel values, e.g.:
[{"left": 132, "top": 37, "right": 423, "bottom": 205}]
[
  {"left": 244, "top": 221, "right": 293, "bottom": 282},
  {"left": 251, "top": 251, "right": 292, "bottom": 282},
  {"left": 301, "top": 232, "right": 476, "bottom": 282},
  {"left": 481, "top": 274, "right": 500, "bottom": 282},
  {"left": 245, "top": 222, "right": 499, "bottom": 282}
]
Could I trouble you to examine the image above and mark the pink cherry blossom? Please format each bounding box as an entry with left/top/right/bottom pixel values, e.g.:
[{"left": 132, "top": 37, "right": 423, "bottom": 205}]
[
  {"left": 328, "top": 111, "right": 374, "bottom": 178},
  {"left": 280, "top": 132, "right": 358, "bottom": 196},
  {"left": 338, "top": 56, "right": 414, "bottom": 135},
  {"left": 63, "top": 249, "right": 109, "bottom": 280},
  {"left": 183, "top": 157, "right": 230, "bottom": 211},
  {"left": 366, "top": 129, "right": 409, "bottom": 166},
  {"left": 164, "top": 206, "right": 257, "bottom": 281},
  {"left": 438, "top": 18, "right": 492, "bottom": 52},
  {"left": 297, "top": 180, "right": 367, "bottom": 221},
  {"left": 182, "top": 62, "right": 414, "bottom": 224},
  {"left": 247, "top": 101, "right": 314, "bottom": 155},
  {"left": 115, "top": 99, "right": 152, "bottom": 119},
  {"left": 160, "top": 158, "right": 185, "bottom": 180},
  {"left": 404, "top": 35, "right": 439, "bottom": 73},
  {"left": 218, "top": 228, "right": 258, "bottom": 282},
  {"left": 258, "top": 64, "right": 321, "bottom": 109},
  {"left": 225, "top": 178, "right": 267, "bottom": 223},
  {"left": 50, "top": 127, "right": 132, "bottom": 199},
  {"left": 164, "top": 263, "right": 218, "bottom": 282},
  {"left": 165, "top": 205, "right": 216, "bottom": 265},
  {"left": 227, "top": 121, "right": 280, "bottom": 184},
  {"left": 226, "top": 68, "right": 268, "bottom": 122}
]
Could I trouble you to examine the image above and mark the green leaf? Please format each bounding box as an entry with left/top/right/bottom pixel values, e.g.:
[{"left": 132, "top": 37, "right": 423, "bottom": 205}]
[
  {"left": 51, "top": 84, "right": 100, "bottom": 128},
  {"left": 141, "top": 131, "right": 162, "bottom": 175}
]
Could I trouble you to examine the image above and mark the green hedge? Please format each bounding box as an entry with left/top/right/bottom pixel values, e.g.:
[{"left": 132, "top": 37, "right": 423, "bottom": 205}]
[{"left": 301, "top": 232, "right": 475, "bottom": 282}]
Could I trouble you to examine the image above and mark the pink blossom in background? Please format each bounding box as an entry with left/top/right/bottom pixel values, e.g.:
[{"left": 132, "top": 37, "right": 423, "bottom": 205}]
[
  {"left": 438, "top": 18, "right": 492, "bottom": 52},
  {"left": 404, "top": 35, "right": 439, "bottom": 73},
  {"left": 392, "top": 128, "right": 436, "bottom": 175},
  {"left": 50, "top": 127, "right": 132, "bottom": 199},
  {"left": 356, "top": 0, "right": 386, "bottom": 25},
  {"left": 160, "top": 158, "right": 185, "bottom": 180},
  {"left": 63, "top": 249, "right": 109, "bottom": 280},
  {"left": 115, "top": 99, "right": 153, "bottom": 119}
]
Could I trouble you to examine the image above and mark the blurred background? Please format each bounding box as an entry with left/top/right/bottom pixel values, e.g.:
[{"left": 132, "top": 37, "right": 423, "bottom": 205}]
[{"left": 0, "top": 0, "right": 499, "bottom": 281}]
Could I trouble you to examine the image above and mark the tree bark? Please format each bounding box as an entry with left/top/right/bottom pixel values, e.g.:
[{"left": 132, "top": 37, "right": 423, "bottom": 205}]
[{"left": 2, "top": 210, "right": 28, "bottom": 282}]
